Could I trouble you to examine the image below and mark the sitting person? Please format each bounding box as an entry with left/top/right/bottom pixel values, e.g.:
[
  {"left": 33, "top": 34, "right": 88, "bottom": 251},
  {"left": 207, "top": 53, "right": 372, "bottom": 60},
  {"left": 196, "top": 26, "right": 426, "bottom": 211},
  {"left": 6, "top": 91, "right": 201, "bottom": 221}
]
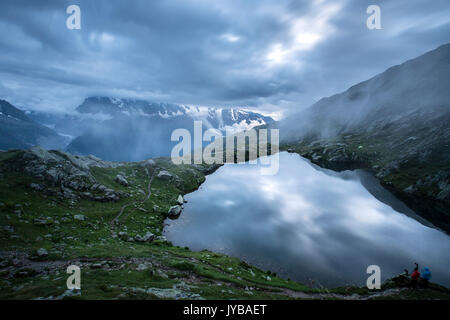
[
  {"left": 420, "top": 267, "right": 432, "bottom": 287},
  {"left": 411, "top": 263, "right": 420, "bottom": 288}
]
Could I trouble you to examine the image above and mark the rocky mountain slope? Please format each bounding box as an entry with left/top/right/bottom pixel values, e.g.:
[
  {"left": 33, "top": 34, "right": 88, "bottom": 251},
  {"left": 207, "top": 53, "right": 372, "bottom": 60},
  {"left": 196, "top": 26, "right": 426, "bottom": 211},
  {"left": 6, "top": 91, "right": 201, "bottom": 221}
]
[
  {"left": 277, "top": 43, "right": 450, "bottom": 233},
  {"left": 0, "top": 100, "right": 68, "bottom": 151},
  {"left": 1, "top": 147, "right": 449, "bottom": 300}
]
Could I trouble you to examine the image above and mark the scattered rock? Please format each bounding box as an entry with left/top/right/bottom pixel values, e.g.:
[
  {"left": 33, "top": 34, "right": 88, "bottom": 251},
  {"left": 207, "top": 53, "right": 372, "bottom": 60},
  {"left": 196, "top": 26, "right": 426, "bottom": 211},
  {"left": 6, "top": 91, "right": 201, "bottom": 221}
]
[
  {"left": 155, "top": 235, "right": 167, "bottom": 242},
  {"left": 403, "top": 185, "right": 416, "bottom": 194},
  {"left": 140, "top": 159, "right": 156, "bottom": 168},
  {"left": 2, "top": 225, "right": 14, "bottom": 233},
  {"left": 33, "top": 217, "right": 53, "bottom": 226},
  {"left": 73, "top": 214, "right": 87, "bottom": 221},
  {"left": 176, "top": 195, "right": 184, "bottom": 205},
  {"left": 437, "top": 186, "right": 450, "bottom": 201},
  {"left": 167, "top": 205, "right": 182, "bottom": 218},
  {"left": 156, "top": 269, "right": 169, "bottom": 278},
  {"left": 115, "top": 174, "right": 129, "bottom": 187},
  {"left": 118, "top": 231, "right": 128, "bottom": 241},
  {"left": 157, "top": 170, "right": 173, "bottom": 180},
  {"left": 36, "top": 248, "right": 48, "bottom": 257},
  {"left": 30, "top": 183, "right": 45, "bottom": 191},
  {"left": 136, "top": 263, "right": 151, "bottom": 271},
  {"left": 134, "top": 231, "right": 155, "bottom": 243},
  {"left": 61, "top": 186, "right": 78, "bottom": 200}
]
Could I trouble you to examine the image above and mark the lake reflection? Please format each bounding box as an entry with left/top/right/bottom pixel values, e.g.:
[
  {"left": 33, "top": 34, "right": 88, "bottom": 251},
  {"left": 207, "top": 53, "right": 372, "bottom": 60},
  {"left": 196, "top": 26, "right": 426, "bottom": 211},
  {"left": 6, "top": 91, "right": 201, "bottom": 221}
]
[{"left": 164, "top": 152, "right": 450, "bottom": 287}]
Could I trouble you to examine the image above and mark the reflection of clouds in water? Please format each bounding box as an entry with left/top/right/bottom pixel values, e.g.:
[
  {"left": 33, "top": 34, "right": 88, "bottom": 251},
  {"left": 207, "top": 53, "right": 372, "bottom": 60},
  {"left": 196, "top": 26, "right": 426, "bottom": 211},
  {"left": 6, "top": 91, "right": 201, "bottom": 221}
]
[{"left": 166, "top": 152, "right": 450, "bottom": 287}]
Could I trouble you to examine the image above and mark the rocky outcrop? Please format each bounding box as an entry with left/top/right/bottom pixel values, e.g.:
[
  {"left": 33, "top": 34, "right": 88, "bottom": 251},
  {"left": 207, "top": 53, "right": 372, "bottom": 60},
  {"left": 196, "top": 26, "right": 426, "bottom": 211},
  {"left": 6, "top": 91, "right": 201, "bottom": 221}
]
[
  {"left": 16, "top": 147, "right": 130, "bottom": 203},
  {"left": 73, "top": 214, "right": 87, "bottom": 221},
  {"left": 115, "top": 174, "right": 129, "bottom": 187},
  {"left": 139, "top": 159, "right": 156, "bottom": 168},
  {"left": 36, "top": 248, "right": 48, "bottom": 257},
  {"left": 157, "top": 170, "right": 173, "bottom": 180},
  {"left": 167, "top": 205, "right": 182, "bottom": 218},
  {"left": 134, "top": 232, "right": 155, "bottom": 243}
]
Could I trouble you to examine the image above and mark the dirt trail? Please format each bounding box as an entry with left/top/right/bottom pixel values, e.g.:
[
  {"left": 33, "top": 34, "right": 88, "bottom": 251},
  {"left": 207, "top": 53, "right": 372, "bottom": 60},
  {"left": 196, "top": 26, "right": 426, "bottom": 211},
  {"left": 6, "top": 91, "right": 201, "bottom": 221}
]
[{"left": 111, "top": 169, "right": 157, "bottom": 226}]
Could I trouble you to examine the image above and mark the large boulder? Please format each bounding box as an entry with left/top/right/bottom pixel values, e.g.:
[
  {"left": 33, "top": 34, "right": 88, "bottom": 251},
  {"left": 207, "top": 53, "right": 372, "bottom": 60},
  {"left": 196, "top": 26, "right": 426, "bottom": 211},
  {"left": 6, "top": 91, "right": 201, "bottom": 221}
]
[
  {"left": 73, "top": 214, "right": 87, "bottom": 221},
  {"left": 115, "top": 174, "right": 129, "bottom": 187},
  {"left": 36, "top": 248, "right": 48, "bottom": 257},
  {"left": 140, "top": 159, "right": 156, "bottom": 168},
  {"left": 157, "top": 170, "right": 173, "bottom": 180},
  {"left": 134, "top": 231, "right": 155, "bottom": 242},
  {"left": 168, "top": 205, "right": 182, "bottom": 218}
]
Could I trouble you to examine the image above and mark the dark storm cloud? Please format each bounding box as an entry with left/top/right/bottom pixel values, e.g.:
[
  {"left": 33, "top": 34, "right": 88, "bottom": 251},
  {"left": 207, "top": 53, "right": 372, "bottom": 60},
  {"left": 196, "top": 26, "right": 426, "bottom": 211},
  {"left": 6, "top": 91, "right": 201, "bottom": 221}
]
[{"left": 0, "top": 0, "right": 449, "bottom": 118}]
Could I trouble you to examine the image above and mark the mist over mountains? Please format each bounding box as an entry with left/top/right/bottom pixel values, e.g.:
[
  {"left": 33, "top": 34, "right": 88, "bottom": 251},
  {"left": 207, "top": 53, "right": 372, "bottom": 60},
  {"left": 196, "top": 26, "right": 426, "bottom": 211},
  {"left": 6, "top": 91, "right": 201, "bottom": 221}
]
[
  {"left": 279, "top": 43, "right": 450, "bottom": 148},
  {"left": 0, "top": 100, "right": 69, "bottom": 150},
  {"left": 2, "top": 97, "right": 274, "bottom": 161}
]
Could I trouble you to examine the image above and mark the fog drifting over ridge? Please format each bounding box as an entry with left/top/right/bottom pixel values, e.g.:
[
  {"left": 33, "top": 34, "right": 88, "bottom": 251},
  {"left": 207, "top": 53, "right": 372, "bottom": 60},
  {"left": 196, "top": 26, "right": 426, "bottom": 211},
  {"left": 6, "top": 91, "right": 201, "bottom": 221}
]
[
  {"left": 0, "top": 0, "right": 449, "bottom": 118},
  {"left": 278, "top": 43, "right": 450, "bottom": 141}
]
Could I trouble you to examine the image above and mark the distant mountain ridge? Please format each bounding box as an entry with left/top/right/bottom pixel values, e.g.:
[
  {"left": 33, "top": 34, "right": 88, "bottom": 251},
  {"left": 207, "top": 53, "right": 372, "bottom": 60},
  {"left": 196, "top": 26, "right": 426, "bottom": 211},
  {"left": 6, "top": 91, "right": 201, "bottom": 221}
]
[
  {"left": 64, "top": 97, "right": 274, "bottom": 161},
  {"left": 0, "top": 100, "right": 68, "bottom": 150},
  {"left": 75, "top": 96, "right": 274, "bottom": 133},
  {"left": 18, "top": 97, "right": 274, "bottom": 161}
]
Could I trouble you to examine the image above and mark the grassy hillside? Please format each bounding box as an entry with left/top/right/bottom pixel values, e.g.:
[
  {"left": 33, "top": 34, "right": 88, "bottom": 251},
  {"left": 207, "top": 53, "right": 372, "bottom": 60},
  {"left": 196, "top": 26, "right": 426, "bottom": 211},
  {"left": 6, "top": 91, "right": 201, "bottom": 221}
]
[{"left": 0, "top": 148, "right": 448, "bottom": 300}]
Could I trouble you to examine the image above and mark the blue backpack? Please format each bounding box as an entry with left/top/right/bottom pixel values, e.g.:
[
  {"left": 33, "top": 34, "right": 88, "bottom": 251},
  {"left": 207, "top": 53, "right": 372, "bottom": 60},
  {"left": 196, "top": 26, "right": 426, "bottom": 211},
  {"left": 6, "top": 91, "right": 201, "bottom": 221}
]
[{"left": 421, "top": 267, "right": 431, "bottom": 280}]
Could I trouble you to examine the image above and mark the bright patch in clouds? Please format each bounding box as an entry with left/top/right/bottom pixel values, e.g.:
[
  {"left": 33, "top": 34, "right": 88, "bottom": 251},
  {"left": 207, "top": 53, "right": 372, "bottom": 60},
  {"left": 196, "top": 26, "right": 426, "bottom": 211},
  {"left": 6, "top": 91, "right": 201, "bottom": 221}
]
[
  {"left": 89, "top": 32, "right": 115, "bottom": 47},
  {"left": 265, "top": 1, "right": 342, "bottom": 68},
  {"left": 221, "top": 33, "right": 241, "bottom": 43}
]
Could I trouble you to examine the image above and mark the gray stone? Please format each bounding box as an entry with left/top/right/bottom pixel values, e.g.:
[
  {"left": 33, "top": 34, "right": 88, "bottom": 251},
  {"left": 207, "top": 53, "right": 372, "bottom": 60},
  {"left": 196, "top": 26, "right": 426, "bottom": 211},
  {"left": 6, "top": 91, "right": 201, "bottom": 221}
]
[
  {"left": 168, "top": 205, "right": 182, "bottom": 218},
  {"left": 157, "top": 170, "right": 173, "bottom": 180},
  {"left": 134, "top": 231, "right": 155, "bottom": 243},
  {"left": 136, "top": 263, "right": 151, "bottom": 271},
  {"left": 403, "top": 185, "right": 416, "bottom": 194},
  {"left": 30, "top": 183, "right": 45, "bottom": 191},
  {"left": 34, "top": 217, "right": 53, "bottom": 226},
  {"left": 139, "top": 159, "right": 156, "bottom": 169},
  {"left": 37, "top": 248, "right": 48, "bottom": 257},
  {"left": 73, "top": 214, "right": 86, "bottom": 221},
  {"left": 437, "top": 185, "right": 450, "bottom": 201},
  {"left": 155, "top": 235, "right": 167, "bottom": 242},
  {"left": 115, "top": 174, "right": 129, "bottom": 187},
  {"left": 118, "top": 231, "right": 128, "bottom": 241},
  {"left": 142, "top": 231, "right": 155, "bottom": 242},
  {"left": 176, "top": 195, "right": 184, "bottom": 205}
]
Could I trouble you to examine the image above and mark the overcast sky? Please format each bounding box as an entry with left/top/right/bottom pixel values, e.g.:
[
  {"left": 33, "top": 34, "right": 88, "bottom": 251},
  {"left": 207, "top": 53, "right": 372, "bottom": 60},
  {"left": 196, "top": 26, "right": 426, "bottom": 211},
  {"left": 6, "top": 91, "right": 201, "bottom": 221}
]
[{"left": 0, "top": 0, "right": 449, "bottom": 119}]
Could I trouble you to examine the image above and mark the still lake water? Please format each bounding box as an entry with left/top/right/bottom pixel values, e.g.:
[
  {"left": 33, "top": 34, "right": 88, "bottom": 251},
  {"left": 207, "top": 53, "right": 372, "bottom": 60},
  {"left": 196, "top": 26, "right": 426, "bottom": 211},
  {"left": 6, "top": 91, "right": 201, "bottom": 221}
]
[{"left": 164, "top": 152, "right": 450, "bottom": 287}]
